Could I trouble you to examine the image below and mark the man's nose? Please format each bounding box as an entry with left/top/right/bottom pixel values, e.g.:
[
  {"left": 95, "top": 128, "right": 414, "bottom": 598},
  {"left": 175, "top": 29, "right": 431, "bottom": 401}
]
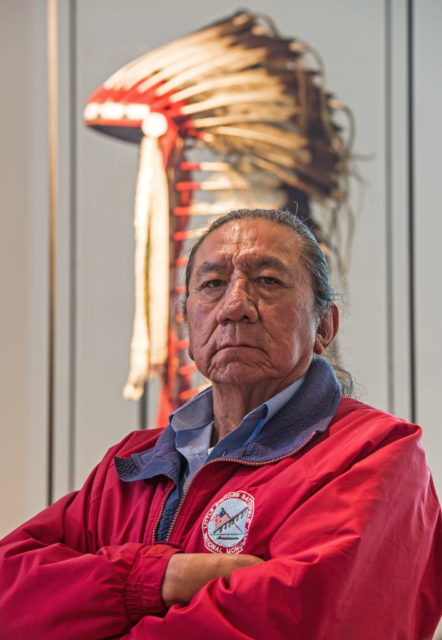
[{"left": 216, "top": 278, "right": 258, "bottom": 324}]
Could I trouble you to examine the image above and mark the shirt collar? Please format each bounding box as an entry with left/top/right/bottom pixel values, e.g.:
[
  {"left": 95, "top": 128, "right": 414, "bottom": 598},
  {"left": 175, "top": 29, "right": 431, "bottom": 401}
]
[
  {"left": 170, "top": 375, "right": 305, "bottom": 436},
  {"left": 170, "top": 386, "right": 214, "bottom": 432},
  {"left": 170, "top": 375, "right": 306, "bottom": 471}
]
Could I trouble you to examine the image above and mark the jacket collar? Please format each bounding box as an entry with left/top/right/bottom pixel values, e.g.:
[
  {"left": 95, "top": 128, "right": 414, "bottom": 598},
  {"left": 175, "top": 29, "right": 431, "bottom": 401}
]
[{"left": 115, "top": 357, "right": 341, "bottom": 483}]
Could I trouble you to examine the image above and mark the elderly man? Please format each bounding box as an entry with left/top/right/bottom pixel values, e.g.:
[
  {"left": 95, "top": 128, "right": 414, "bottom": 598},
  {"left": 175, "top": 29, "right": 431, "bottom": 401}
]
[{"left": 1, "top": 209, "right": 441, "bottom": 639}]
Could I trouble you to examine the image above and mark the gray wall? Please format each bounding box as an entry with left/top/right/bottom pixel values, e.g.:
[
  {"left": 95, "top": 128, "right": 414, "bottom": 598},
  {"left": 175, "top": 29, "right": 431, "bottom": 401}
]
[{"left": 1, "top": 0, "right": 441, "bottom": 541}]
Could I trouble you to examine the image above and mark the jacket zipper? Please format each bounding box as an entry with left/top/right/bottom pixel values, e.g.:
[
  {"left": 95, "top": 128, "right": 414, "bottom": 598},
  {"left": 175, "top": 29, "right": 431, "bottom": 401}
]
[
  {"left": 154, "top": 430, "right": 318, "bottom": 545},
  {"left": 151, "top": 483, "right": 175, "bottom": 544}
]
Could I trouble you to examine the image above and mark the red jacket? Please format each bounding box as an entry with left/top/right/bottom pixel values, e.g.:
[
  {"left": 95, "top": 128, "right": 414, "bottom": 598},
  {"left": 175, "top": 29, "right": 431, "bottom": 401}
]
[{"left": 1, "top": 361, "right": 441, "bottom": 639}]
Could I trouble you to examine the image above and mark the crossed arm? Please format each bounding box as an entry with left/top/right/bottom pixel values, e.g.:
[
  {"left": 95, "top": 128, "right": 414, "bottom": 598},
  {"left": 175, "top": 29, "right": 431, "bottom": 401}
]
[
  {"left": 161, "top": 552, "right": 263, "bottom": 608},
  {"left": 0, "top": 495, "right": 262, "bottom": 640},
  {"left": 0, "top": 448, "right": 263, "bottom": 640}
]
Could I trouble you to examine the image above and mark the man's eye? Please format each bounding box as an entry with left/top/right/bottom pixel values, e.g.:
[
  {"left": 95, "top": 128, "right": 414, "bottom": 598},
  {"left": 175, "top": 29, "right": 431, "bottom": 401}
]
[
  {"left": 259, "top": 276, "right": 281, "bottom": 286},
  {"left": 201, "top": 279, "right": 224, "bottom": 289}
]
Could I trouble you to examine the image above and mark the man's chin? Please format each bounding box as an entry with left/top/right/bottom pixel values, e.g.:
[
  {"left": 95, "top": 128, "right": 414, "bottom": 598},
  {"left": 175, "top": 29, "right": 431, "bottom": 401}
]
[{"left": 208, "top": 362, "right": 270, "bottom": 385}]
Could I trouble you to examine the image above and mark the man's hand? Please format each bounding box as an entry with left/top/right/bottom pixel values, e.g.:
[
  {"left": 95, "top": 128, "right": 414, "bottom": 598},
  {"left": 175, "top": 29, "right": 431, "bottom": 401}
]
[{"left": 161, "top": 552, "right": 263, "bottom": 608}]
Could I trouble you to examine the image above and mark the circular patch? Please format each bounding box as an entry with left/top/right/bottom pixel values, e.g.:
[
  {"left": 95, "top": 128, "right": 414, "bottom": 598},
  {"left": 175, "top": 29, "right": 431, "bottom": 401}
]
[{"left": 202, "top": 491, "right": 254, "bottom": 554}]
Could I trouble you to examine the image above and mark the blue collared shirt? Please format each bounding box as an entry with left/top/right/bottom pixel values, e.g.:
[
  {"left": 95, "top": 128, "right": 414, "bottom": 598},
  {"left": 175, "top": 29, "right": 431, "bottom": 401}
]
[{"left": 155, "top": 376, "right": 304, "bottom": 540}]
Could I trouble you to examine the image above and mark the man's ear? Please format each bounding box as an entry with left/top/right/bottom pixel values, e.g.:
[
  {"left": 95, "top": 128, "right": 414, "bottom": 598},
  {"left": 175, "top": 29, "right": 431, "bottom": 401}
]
[
  {"left": 182, "top": 297, "right": 194, "bottom": 361},
  {"left": 313, "top": 302, "right": 339, "bottom": 355}
]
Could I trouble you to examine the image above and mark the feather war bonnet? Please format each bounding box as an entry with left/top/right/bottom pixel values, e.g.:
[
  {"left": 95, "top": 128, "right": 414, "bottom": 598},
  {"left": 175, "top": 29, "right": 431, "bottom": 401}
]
[{"left": 83, "top": 10, "right": 354, "bottom": 419}]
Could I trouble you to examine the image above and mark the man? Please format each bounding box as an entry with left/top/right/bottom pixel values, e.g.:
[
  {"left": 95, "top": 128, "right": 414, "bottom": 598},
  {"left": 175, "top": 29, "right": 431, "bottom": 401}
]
[{"left": 1, "top": 209, "right": 441, "bottom": 639}]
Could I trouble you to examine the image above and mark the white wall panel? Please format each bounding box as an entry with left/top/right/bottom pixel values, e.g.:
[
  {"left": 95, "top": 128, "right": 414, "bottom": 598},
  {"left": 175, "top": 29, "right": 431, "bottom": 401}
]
[
  {"left": 389, "top": 0, "right": 413, "bottom": 421},
  {"left": 72, "top": 2, "right": 142, "bottom": 487},
  {"left": 26, "top": 0, "right": 50, "bottom": 519},
  {"left": 52, "top": 0, "right": 75, "bottom": 501},
  {"left": 0, "top": 0, "right": 48, "bottom": 537},
  {"left": 414, "top": 0, "right": 442, "bottom": 493},
  {"left": 281, "top": 0, "right": 390, "bottom": 409},
  {"left": 0, "top": 0, "right": 31, "bottom": 537}
]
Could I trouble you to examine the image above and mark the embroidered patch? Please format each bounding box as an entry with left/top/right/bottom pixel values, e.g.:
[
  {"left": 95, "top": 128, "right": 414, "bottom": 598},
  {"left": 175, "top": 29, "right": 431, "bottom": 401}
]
[{"left": 202, "top": 491, "right": 255, "bottom": 554}]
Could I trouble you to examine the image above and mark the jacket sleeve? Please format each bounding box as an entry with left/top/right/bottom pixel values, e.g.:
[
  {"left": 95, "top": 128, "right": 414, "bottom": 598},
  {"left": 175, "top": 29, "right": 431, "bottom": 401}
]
[
  {"left": 0, "top": 442, "right": 181, "bottom": 640},
  {"left": 119, "top": 425, "right": 442, "bottom": 640}
]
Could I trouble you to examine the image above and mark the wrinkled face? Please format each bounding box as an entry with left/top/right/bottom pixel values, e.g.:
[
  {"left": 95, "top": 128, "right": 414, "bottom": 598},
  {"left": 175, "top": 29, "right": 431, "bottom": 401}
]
[{"left": 186, "top": 218, "right": 330, "bottom": 391}]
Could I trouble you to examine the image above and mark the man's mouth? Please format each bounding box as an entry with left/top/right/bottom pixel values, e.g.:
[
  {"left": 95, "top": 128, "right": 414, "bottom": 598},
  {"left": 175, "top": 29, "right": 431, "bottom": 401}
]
[{"left": 218, "top": 343, "right": 257, "bottom": 351}]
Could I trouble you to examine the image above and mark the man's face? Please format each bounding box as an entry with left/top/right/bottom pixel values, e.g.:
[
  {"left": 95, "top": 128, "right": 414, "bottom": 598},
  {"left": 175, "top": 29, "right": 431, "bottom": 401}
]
[{"left": 186, "top": 218, "right": 332, "bottom": 391}]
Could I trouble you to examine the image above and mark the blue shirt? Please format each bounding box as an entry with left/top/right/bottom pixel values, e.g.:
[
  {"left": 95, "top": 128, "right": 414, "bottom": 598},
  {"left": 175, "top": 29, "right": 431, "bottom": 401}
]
[{"left": 156, "top": 376, "right": 304, "bottom": 540}]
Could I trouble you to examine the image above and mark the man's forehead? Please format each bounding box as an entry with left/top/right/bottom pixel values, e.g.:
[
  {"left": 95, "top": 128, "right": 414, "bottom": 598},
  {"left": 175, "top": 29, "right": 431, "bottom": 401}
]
[
  {"left": 194, "top": 218, "right": 302, "bottom": 264},
  {"left": 193, "top": 254, "right": 292, "bottom": 276}
]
